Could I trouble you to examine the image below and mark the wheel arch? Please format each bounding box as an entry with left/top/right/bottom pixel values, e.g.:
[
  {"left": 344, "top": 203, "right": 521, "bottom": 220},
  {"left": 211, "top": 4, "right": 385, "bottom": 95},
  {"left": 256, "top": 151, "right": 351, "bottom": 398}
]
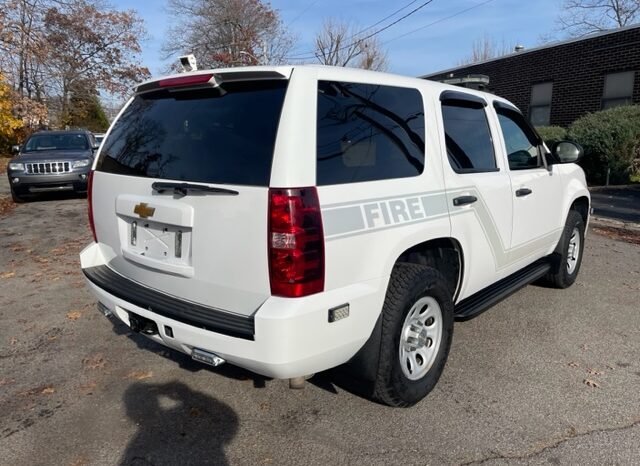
[
  {"left": 570, "top": 195, "right": 590, "bottom": 225},
  {"left": 393, "top": 237, "right": 464, "bottom": 302}
]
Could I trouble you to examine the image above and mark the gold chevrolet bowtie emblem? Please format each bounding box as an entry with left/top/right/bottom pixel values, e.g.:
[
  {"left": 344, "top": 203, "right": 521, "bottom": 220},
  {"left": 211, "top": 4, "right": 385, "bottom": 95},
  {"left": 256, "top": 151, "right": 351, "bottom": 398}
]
[{"left": 133, "top": 202, "right": 155, "bottom": 219}]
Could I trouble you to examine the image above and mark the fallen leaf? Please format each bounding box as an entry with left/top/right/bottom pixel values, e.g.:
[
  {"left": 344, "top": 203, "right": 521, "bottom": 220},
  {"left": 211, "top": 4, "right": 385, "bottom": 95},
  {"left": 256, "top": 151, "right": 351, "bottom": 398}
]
[
  {"left": 1, "top": 271, "right": 15, "bottom": 279},
  {"left": 69, "top": 456, "right": 90, "bottom": 466},
  {"left": 587, "top": 368, "right": 603, "bottom": 376},
  {"left": 78, "top": 381, "right": 97, "bottom": 395},
  {"left": 568, "top": 361, "right": 580, "bottom": 368},
  {"left": 189, "top": 407, "right": 201, "bottom": 417},
  {"left": 66, "top": 310, "right": 82, "bottom": 321},
  {"left": 41, "top": 386, "right": 55, "bottom": 395},
  {"left": 584, "top": 379, "right": 600, "bottom": 388},
  {"left": 126, "top": 370, "right": 153, "bottom": 380},
  {"left": 82, "top": 354, "right": 106, "bottom": 370},
  {"left": 10, "top": 337, "right": 18, "bottom": 345}
]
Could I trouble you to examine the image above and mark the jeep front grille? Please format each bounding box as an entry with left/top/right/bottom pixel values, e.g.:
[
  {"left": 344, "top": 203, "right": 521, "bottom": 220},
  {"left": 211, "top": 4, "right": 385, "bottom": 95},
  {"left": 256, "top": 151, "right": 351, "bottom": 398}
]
[{"left": 26, "top": 162, "right": 71, "bottom": 174}]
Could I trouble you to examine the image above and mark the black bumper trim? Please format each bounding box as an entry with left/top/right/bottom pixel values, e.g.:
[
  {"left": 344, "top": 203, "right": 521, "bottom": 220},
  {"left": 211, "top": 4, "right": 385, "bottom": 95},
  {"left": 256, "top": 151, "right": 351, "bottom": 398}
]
[{"left": 83, "top": 265, "right": 255, "bottom": 340}]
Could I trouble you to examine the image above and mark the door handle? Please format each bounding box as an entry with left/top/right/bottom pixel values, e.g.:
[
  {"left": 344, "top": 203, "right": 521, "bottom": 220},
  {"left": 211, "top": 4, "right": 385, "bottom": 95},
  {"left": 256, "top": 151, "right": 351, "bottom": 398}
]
[
  {"left": 453, "top": 195, "right": 478, "bottom": 206},
  {"left": 515, "top": 188, "right": 532, "bottom": 197}
]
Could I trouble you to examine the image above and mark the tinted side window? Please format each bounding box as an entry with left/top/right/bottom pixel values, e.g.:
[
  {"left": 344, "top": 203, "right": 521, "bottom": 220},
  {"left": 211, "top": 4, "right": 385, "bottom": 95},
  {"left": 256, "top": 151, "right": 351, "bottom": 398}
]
[
  {"left": 316, "top": 81, "right": 425, "bottom": 185},
  {"left": 496, "top": 109, "right": 543, "bottom": 170},
  {"left": 442, "top": 103, "right": 497, "bottom": 173},
  {"left": 97, "top": 80, "right": 288, "bottom": 186}
]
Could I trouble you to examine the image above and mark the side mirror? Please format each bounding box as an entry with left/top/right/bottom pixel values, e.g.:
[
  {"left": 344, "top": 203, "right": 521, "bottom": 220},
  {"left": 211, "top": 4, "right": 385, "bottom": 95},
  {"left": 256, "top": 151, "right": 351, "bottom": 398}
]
[
  {"left": 11, "top": 145, "right": 20, "bottom": 154},
  {"left": 552, "top": 141, "right": 583, "bottom": 164}
]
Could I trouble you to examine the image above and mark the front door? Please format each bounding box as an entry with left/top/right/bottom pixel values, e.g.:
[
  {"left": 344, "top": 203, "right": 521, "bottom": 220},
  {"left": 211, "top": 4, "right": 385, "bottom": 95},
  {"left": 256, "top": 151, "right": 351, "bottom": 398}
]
[{"left": 494, "top": 105, "right": 564, "bottom": 265}]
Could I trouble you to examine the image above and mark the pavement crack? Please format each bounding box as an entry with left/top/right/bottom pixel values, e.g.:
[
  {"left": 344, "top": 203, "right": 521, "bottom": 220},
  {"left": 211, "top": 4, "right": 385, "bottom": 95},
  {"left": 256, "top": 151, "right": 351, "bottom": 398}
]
[{"left": 458, "top": 418, "right": 640, "bottom": 465}]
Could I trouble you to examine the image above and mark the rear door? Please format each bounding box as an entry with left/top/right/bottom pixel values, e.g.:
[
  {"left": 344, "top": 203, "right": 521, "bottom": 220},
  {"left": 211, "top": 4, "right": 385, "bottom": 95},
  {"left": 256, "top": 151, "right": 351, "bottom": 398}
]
[
  {"left": 92, "top": 72, "right": 291, "bottom": 316},
  {"left": 438, "top": 91, "right": 515, "bottom": 299}
]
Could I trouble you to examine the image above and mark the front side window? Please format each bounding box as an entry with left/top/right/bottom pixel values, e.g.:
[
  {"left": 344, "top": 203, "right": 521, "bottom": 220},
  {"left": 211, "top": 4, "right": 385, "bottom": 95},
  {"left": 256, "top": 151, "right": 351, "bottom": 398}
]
[
  {"left": 316, "top": 81, "right": 425, "bottom": 185},
  {"left": 496, "top": 108, "right": 543, "bottom": 170},
  {"left": 602, "top": 71, "right": 635, "bottom": 109},
  {"left": 442, "top": 102, "right": 497, "bottom": 173},
  {"left": 530, "top": 82, "right": 553, "bottom": 126}
]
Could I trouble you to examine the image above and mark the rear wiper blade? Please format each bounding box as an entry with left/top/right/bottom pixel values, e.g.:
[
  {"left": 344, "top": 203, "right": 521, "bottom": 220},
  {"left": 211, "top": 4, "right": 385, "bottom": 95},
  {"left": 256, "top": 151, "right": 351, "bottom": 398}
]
[{"left": 152, "top": 182, "right": 238, "bottom": 196}]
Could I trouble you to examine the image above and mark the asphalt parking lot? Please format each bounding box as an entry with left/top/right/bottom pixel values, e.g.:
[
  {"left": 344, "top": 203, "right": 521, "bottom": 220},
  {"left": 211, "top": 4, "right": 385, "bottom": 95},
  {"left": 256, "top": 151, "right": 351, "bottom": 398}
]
[{"left": 1, "top": 178, "right": 639, "bottom": 466}]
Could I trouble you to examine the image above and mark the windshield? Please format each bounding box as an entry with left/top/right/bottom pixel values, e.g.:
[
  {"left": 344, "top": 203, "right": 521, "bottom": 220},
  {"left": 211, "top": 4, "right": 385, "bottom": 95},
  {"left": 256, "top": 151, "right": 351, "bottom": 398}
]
[
  {"left": 96, "top": 80, "right": 288, "bottom": 186},
  {"left": 24, "top": 133, "right": 90, "bottom": 152}
]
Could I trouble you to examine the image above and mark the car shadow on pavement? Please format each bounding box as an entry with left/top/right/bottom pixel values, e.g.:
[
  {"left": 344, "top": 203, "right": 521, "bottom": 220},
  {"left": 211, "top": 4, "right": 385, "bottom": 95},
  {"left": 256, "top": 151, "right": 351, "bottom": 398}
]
[{"left": 120, "top": 381, "right": 238, "bottom": 466}]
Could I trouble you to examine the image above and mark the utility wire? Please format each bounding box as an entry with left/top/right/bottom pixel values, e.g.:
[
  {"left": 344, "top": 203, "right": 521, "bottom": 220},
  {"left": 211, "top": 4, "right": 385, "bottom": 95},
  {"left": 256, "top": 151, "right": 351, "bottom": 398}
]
[
  {"left": 287, "top": 0, "right": 321, "bottom": 27},
  {"left": 287, "top": 0, "right": 436, "bottom": 60},
  {"left": 381, "top": 0, "right": 496, "bottom": 45},
  {"left": 356, "top": 0, "right": 422, "bottom": 35}
]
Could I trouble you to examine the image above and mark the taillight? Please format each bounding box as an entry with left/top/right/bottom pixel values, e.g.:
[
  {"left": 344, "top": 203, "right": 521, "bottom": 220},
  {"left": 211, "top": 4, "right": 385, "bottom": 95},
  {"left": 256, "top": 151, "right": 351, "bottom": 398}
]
[
  {"left": 158, "top": 73, "right": 214, "bottom": 88},
  {"left": 87, "top": 170, "right": 97, "bottom": 242},
  {"left": 268, "top": 187, "right": 324, "bottom": 297}
]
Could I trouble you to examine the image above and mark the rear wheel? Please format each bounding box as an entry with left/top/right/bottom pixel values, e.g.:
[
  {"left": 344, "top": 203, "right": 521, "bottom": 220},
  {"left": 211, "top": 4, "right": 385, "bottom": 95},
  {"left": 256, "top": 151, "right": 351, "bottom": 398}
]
[
  {"left": 544, "top": 210, "right": 585, "bottom": 289},
  {"left": 10, "top": 187, "right": 26, "bottom": 203},
  {"left": 373, "top": 263, "right": 454, "bottom": 407}
]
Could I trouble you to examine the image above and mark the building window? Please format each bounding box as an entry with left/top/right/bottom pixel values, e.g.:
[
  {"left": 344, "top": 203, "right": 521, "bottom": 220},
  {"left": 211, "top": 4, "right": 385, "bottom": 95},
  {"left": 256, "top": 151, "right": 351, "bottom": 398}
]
[
  {"left": 529, "top": 82, "right": 553, "bottom": 127},
  {"left": 602, "top": 71, "right": 635, "bottom": 109}
]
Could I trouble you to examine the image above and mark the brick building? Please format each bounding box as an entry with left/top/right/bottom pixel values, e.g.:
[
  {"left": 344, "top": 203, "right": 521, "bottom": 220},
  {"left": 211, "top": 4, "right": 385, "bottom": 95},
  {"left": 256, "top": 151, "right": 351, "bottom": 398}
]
[{"left": 422, "top": 25, "right": 640, "bottom": 128}]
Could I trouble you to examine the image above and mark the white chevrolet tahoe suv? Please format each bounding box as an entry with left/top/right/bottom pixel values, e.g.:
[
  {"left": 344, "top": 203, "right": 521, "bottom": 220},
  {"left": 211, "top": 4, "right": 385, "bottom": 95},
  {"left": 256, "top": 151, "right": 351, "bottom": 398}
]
[{"left": 80, "top": 65, "right": 590, "bottom": 407}]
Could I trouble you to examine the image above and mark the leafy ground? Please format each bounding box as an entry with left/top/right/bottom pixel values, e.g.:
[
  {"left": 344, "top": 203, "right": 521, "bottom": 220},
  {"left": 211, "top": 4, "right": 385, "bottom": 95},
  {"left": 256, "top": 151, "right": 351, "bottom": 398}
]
[{"left": 0, "top": 182, "right": 639, "bottom": 465}]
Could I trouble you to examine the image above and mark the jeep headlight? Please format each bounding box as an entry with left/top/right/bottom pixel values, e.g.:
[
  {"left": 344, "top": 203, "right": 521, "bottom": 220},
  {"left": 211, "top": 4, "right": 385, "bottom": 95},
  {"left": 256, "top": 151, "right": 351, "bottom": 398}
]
[
  {"left": 72, "top": 159, "right": 91, "bottom": 168},
  {"left": 8, "top": 162, "right": 24, "bottom": 171}
]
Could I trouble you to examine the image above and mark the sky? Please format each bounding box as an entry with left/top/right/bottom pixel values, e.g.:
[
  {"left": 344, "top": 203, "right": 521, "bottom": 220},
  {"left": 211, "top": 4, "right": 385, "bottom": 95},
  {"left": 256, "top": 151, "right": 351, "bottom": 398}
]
[{"left": 111, "top": 0, "right": 563, "bottom": 78}]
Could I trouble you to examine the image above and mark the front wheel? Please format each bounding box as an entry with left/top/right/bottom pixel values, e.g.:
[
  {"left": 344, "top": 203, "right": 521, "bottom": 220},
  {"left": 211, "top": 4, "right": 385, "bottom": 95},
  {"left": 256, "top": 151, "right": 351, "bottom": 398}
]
[
  {"left": 544, "top": 210, "right": 585, "bottom": 289},
  {"left": 373, "top": 263, "right": 454, "bottom": 407},
  {"left": 11, "top": 187, "right": 26, "bottom": 203}
]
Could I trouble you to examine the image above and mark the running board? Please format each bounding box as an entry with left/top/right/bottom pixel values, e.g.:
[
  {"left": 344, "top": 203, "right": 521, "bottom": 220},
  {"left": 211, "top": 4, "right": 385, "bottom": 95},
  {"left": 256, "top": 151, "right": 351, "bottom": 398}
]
[{"left": 454, "top": 259, "right": 551, "bottom": 321}]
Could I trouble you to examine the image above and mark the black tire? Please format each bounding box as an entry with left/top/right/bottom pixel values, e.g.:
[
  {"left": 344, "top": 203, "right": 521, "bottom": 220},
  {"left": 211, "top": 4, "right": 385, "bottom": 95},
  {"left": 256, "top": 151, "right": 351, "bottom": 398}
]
[
  {"left": 543, "top": 210, "right": 585, "bottom": 289},
  {"left": 372, "top": 263, "right": 454, "bottom": 407},
  {"left": 10, "top": 187, "right": 26, "bottom": 203}
]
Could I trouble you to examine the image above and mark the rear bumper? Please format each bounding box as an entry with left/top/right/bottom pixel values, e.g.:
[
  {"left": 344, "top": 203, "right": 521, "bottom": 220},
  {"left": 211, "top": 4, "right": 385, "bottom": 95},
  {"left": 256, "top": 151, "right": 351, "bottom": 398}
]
[
  {"left": 80, "top": 242, "right": 386, "bottom": 379},
  {"left": 7, "top": 169, "right": 90, "bottom": 192}
]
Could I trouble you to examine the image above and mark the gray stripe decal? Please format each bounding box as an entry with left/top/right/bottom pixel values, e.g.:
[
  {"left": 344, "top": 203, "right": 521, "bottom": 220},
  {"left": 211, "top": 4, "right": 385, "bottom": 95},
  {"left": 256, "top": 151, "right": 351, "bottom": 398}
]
[
  {"left": 322, "top": 186, "right": 561, "bottom": 271},
  {"left": 323, "top": 191, "right": 449, "bottom": 241},
  {"left": 323, "top": 206, "right": 365, "bottom": 236}
]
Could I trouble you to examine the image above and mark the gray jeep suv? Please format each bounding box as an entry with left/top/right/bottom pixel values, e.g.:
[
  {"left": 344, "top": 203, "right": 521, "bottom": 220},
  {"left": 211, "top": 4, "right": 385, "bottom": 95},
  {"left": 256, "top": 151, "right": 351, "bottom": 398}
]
[{"left": 7, "top": 130, "right": 97, "bottom": 202}]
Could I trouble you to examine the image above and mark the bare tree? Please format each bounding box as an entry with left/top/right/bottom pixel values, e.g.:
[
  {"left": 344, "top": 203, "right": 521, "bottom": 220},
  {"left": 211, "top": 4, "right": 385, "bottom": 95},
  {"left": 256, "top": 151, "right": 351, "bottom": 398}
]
[
  {"left": 0, "top": 0, "right": 52, "bottom": 100},
  {"left": 314, "top": 19, "right": 388, "bottom": 71},
  {"left": 43, "top": 0, "right": 150, "bottom": 123},
  {"left": 458, "top": 34, "right": 514, "bottom": 65},
  {"left": 163, "top": 0, "right": 295, "bottom": 68},
  {"left": 558, "top": 0, "right": 640, "bottom": 36}
]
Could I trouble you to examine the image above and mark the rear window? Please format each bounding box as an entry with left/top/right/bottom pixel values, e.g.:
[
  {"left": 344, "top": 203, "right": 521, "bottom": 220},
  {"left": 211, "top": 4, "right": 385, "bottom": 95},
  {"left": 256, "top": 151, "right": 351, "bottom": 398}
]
[
  {"left": 96, "top": 80, "right": 288, "bottom": 186},
  {"left": 316, "top": 81, "right": 425, "bottom": 185}
]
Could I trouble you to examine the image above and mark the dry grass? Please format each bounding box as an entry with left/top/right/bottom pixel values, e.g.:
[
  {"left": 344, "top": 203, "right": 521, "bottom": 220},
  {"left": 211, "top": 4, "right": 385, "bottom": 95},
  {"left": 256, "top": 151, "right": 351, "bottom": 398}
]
[
  {"left": 593, "top": 226, "right": 640, "bottom": 245},
  {"left": 0, "top": 196, "right": 15, "bottom": 217}
]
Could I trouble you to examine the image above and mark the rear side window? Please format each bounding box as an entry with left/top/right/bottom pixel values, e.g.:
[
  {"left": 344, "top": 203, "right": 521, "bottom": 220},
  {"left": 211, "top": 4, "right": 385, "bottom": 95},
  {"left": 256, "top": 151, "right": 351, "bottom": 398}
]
[
  {"left": 442, "top": 102, "right": 497, "bottom": 173},
  {"left": 97, "top": 80, "right": 288, "bottom": 186},
  {"left": 316, "top": 81, "right": 425, "bottom": 185}
]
